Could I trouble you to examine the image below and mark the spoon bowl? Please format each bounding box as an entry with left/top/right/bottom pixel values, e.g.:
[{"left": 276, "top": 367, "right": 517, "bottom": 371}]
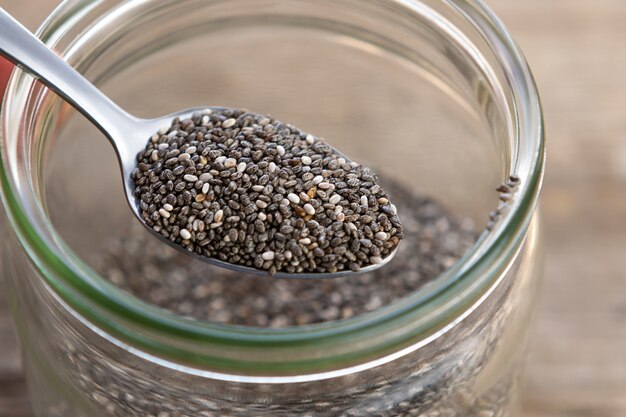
[
  {"left": 123, "top": 107, "right": 399, "bottom": 278},
  {"left": 0, "top": 8, "right": 399, "bottom": 278}
]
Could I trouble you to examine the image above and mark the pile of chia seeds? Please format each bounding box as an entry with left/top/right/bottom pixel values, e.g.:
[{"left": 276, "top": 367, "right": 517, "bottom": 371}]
[
  {"left": 94, "top": 179, "right": 476, "bottom": 327},
  {"left": 132, "top": 108, "right": 403, "bottom": 275}
]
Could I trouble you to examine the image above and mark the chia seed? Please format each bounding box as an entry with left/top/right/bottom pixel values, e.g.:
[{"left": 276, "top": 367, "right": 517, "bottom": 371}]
[
  {"left": 486, "top": 175, "right": 521, "bottom": 232},
  {"left": 132, "top": 108, "right": 403, "bottom": 275}
]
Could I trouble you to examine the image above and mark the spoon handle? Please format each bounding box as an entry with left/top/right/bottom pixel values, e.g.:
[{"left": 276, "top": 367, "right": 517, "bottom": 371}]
[{"left": 0, "top": 8, "right": 133, "bottom": 142}]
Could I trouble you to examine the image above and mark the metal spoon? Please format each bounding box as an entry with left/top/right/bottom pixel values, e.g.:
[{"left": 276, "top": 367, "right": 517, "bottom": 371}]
[{"left": 0, "top": 8, "right": 398, "bottom": 278}]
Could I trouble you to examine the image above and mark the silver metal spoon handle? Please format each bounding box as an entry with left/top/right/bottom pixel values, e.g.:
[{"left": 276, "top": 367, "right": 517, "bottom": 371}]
[{"left": 0, "top": 8, "right": 135, "bottom": 151}]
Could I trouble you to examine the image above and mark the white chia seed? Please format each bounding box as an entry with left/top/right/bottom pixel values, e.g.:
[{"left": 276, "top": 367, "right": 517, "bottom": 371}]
[
  {"left": 261, "top": 251, "right": 275, "bottom": 261},
  {"left": 287, "top": 193, "right": 300, "bottom": 204},
  {"left": 222, "top": 118, "right": 236, "bottom": 128},
  {"left": 199, "top": 173, "right": 212, "bottom": 182},
  {"left": 375, "top": 232, "right": 389, "bottom": 241},
  {"left": 329, "top": 194, "right": 342, "bottom": 205}
]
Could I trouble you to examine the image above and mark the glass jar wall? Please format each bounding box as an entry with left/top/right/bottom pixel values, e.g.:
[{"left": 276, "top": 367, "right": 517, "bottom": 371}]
[{"left": 1, "top": 0, "right": 544, "bottom": 416}]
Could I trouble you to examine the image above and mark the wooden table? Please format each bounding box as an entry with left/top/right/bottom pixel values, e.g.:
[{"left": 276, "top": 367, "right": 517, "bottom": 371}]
[{"left": 2, "top": 0, "right": 626, "bottom": 415}]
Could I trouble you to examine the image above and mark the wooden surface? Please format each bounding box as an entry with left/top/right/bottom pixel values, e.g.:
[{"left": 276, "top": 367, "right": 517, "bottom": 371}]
[{"left": 2, "top": 0, "right": 626, "bottom": 415}]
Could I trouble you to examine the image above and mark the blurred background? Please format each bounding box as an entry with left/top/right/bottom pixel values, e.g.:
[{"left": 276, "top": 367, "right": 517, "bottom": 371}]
[{"left": 1, "top": 0, "right": 625, "bottom": 416}]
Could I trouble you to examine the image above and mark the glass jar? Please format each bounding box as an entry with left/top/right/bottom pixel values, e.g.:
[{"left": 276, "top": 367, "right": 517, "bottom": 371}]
[{"left": 0, "top": 0, "right": 544, "bottom": 416}]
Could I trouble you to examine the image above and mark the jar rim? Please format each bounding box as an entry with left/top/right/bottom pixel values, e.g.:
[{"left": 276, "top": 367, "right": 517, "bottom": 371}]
[{"left": 0, "top": 0, "right": 544, "bottom": 378}]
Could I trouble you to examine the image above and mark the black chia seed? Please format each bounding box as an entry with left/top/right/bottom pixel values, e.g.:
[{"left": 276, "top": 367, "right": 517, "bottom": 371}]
[
  {"left": 486, "top": 175, "right": 521, "bottom": 232},
  {"left": 132, "top": 108, "right": 404, "bottom": 275}
]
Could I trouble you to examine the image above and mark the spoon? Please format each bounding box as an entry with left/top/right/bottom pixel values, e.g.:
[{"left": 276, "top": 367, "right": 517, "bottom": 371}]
[{"left": 0, "top": 8, "right": 399, "bottom": 278}]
